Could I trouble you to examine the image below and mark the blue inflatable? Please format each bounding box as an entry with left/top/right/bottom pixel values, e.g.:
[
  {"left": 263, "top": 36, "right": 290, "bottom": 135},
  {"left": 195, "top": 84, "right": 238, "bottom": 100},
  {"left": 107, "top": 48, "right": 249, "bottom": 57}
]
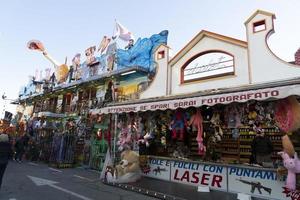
[{"left": 116, "top": 30, "right": 168, "bottom": 72}]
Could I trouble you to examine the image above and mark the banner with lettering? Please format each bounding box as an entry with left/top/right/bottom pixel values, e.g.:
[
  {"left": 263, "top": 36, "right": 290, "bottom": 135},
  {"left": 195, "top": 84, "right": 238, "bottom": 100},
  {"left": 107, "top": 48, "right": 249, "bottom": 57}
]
[
  {"left": 170, "top": 160, "right": 227, "bottom": 191},
  {"left": 142, "top": 158, "right": 171, "bottom": 181},
  {"left": 228, "top": 166, "right": 287, "bottom": 200},
  {"left": 91, "top": 84, "right": 300, "bottom": 114}
]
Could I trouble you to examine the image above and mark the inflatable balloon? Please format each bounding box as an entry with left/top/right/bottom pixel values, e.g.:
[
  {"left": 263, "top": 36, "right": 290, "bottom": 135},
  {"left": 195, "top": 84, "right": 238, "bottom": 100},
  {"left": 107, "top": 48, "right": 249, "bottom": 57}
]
[
  {"left": 27, "top": 40, "right": 45, "bottom": 52},
  {"left": 27, "top": 39, "right": 69, "bottom": 84}
]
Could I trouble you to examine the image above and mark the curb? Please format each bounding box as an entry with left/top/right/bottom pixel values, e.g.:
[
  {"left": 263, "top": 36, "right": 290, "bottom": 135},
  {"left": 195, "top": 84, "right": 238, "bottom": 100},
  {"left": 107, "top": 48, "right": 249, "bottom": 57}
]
[{"left": 102, "top": 180, "right": 186, "bottom": 200}]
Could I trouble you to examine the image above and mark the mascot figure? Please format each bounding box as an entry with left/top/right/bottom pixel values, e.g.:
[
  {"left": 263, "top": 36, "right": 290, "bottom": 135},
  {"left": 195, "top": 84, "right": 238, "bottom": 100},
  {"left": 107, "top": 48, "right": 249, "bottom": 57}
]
[{"left": 105, "top": 149, "right": 141, "bottom": 183}]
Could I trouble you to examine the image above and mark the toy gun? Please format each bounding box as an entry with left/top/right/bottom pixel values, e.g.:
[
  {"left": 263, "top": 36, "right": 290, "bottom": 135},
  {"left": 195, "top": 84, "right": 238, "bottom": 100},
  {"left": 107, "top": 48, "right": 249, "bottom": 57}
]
[
  {"left": 236, "top": 178, "right": 272, "bottom": 195},
  {"left": 153, "top": 166, "right": 167, "bottom": 175}
]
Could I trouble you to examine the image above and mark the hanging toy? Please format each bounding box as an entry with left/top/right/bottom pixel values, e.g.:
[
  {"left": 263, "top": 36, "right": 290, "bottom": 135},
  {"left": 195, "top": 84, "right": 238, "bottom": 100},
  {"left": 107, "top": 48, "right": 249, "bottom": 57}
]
[
  {"left": 288, "top": 96, "right": 300, "bottom": 132},
  {"left": 97, "top": 128, "right": 103, "bottom": 140},
  {"left": 138, "top": 132, "right": 154, "bottom": 147},
  {"left": 170, "top": 109, "right": 187, "bottom": 141},
  {"left": 278, "top": 151, "right": 300, "bottom": 191},
  {"left": 248, "top": 103, "right": 258, "bottom": 120},
  {"left": 275, "top": 98, "right": 294, "bottom": 133},
  {"left": 188, "top": 109, "right": 205, "bottom": 156},
  {"left": 213, "top": 126, "right": 223, "bottom": 142},
  {"left": 210, "top": 111, "right": 221, "bottom": 126},
  {"left": 117, "top": 122, "right": 132, "bottom": 151},
  {"left": 161, "top": 136, "right": 167, "bottom": 147}
]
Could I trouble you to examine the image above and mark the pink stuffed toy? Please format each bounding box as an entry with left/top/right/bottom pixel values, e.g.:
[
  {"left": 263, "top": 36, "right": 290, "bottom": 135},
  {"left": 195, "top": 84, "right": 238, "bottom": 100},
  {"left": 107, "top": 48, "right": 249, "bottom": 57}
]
[
  {"left": 278, "top": 151, "right": 300, "bottom": 190},
  {"left": 117, "top": 125, "right": 132, "bottom": 151},
  {"left": 188, "top": 109, "right": 205, "bottom": 155}
]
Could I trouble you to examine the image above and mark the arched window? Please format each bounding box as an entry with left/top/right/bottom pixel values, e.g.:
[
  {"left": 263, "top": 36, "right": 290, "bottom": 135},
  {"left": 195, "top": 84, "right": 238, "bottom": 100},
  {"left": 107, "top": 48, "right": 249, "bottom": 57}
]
[{"left": 181, "top": 50, "right": 234, "bottom": 83}]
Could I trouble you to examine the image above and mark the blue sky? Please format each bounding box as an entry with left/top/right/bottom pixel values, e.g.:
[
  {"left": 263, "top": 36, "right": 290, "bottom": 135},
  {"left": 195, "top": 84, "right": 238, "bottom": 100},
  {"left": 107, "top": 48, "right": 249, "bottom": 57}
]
[{"left": 1, "top": 0, "right": 300, "bottom": 115}]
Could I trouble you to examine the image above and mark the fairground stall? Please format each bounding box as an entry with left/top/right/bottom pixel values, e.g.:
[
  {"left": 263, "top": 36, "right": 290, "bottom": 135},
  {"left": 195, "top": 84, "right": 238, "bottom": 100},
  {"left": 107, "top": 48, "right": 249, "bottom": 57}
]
[
  {"left": 15, "top": 24, "right": 169, "bottom": 170},
  {"left": 90, "top": 10, "right": 300, "bottom": 200}
]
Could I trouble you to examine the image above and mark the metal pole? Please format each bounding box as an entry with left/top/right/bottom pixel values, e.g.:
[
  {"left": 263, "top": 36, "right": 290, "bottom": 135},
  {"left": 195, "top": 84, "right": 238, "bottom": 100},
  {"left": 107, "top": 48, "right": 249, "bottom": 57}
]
[{"left": 113, "top": 113, "right": 118, "bottom": 164}]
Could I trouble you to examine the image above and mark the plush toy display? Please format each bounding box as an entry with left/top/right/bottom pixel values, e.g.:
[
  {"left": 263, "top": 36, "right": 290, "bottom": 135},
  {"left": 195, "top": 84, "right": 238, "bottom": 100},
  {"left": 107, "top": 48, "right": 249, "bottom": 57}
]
[
  {"left": 170, "top": 110, "right": 187, "bottom": 140},
  {"left": 275, "top": 98, "right": 294, "bottom": 133},
  {"left": 188, "top": 109, "right": 205, "bottom": 155},
  {"left": 278, "top": 151, "right": 300, "bottom": 190},
  {"left": 282, "top": 134, "right": 295, "bottom": 157},
  {"left": 138, "top": 132, "right": 154, "bottom": 148},
  {"left": 106, "top": 150, "right": 141, "bottom": 183},
  {"left": 275, "top": 96, "right": 300, "bottom": 133},
  {"left": 117, "top": 121, "right": 133, "bottom": 151}
]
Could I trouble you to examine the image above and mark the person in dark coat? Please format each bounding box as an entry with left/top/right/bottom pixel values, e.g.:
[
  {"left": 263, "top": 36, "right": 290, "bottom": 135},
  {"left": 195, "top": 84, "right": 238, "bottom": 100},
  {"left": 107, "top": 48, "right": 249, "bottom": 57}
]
[
  {"left": 0, "top": 134, "right": 12, "bottom": 188},
  {"left": 251, "top": 128, "right": 273, "bottom": 165},
  {"left": 15, "top": 137, "right": 25, "bottom": 163}
]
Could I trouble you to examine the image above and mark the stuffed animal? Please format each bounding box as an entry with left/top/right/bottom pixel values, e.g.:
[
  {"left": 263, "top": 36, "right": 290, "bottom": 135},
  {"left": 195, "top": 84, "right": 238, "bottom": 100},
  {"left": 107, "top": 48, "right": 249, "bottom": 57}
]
[
  {"left": 278, "top": 151, "right": 300, "bottom": 190},
  {"left": 117, "top": 121, "right": 133, "bottom": 151},
  {"left": 170, "top": 110, "right": 187, "bottom": 140},
  {"left": 188, "top": 109, "right": 205, "bottom": 155},
  {"left": 275, "top": 98, "right": 294, "bottom": 133},
  {"left": 138, "top": 132, "right": 154, "bottom": 148},
  {"left": 106, "top": 150, "right": 141, "bottom": 183}
]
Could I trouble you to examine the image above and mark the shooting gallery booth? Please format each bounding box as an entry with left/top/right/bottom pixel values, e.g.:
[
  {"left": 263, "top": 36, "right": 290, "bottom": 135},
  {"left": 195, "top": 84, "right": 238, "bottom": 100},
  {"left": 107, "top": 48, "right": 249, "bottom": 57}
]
[{"left": 93, "top": 10, "right": 300, "bottom": 200}]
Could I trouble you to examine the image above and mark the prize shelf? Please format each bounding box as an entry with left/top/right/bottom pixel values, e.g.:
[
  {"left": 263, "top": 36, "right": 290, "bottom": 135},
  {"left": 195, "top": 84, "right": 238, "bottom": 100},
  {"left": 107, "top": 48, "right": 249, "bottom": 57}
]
[{"left": 219, "top": 127, "right": 284, "bottom": 164}]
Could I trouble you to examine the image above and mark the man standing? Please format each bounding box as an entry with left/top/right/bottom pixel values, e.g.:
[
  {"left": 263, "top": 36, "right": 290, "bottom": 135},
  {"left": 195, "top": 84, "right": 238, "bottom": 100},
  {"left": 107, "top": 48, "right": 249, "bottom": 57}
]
[
  {"left": 15, "top": 136, "right": 25, "bottom": 163},
  {"left": 251, "top": 128, "right": 273, "bottom": 165},
  {"left": 0, "top": 134, "right": 12, "bottom": 188}
]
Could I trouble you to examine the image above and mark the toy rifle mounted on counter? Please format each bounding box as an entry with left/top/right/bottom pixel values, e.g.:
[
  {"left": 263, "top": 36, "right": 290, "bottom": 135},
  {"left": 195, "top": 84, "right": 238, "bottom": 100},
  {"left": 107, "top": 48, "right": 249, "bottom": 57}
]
[
  {"left": 153, "top": 166, "right": 167, "bottom": 175},
  {"left": 27, "top": 40, "right": 69, "bottom": 84},
  {"left": 236, "top": 178, "right": 272, "bottom": 195}
]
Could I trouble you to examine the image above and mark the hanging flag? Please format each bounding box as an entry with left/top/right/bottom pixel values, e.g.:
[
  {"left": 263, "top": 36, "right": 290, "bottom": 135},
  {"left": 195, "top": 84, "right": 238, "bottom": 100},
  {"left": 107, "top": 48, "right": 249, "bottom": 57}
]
[
  {"left": 113, "top": 21, "right": 134, "bottom": 42},
  {"left": 97, "top": 36, "right": 111, "bottom": 54}
]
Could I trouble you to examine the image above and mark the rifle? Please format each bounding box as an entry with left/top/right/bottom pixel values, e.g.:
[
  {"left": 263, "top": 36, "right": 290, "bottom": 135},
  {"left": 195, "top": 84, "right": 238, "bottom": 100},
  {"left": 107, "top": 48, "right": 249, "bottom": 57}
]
[
  {"left": 236, "top": 178, "right": 272, "bottom": 195},
  {"left": 153, "top": 166, "right": 167, "bottom": 175}
]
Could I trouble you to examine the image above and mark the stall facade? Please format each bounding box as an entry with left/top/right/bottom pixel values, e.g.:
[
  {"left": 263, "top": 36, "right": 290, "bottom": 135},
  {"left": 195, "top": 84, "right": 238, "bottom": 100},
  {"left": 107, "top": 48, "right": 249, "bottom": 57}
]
[
  {"left": 15, "top": 28, "right": 169, "bottom": 169},
  {"left": 14, "top": 9, "right": 300, "bottom": 199},
  {"left": 90, "top": 10, "right": 300, "bottom": 200}
]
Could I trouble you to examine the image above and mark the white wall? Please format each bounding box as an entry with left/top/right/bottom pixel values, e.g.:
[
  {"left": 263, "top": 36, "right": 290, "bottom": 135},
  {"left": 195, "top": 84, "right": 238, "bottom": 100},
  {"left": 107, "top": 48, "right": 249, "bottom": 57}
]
[
  {"left": 170, "top": 37, "right": 249, "bottom": 95},
  {"left": 140, "top": 45, "right": 169, "bottom": 99},
  {"left": 246, "top": 12, "right": 300, "bottom": 84}
]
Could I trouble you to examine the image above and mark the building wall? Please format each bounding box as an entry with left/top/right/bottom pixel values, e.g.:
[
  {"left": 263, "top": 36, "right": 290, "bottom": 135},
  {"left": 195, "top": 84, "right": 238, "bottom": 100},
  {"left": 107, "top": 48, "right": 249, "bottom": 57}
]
[
  {"left": 140, "top": 45, "right": 169, "bottom": 99},
  {"left": 246, "top": 11, "right": 300, "bottom": 84},
  {"left": 169, "top": 37, "right": 249, "bottom": 95}
]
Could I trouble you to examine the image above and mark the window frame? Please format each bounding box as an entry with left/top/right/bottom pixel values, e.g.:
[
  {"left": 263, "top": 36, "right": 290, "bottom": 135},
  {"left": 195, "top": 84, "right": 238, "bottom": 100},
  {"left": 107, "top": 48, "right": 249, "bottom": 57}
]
[{"left": 180, "top": 50, "right": 235, "bottom": 84}]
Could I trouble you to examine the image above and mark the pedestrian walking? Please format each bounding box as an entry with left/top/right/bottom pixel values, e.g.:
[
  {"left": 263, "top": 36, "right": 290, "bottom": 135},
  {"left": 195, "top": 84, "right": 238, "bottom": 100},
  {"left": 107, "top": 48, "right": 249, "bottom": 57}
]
[{"left": 0, "top": 134, "right": 12, "bottom": 189}]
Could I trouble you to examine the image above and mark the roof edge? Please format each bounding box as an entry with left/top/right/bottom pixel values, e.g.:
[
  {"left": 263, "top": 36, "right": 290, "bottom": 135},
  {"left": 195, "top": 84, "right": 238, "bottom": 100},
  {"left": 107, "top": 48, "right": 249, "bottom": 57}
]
[{"left": 244, "top": 9, "right": 276, "bottom": 25}]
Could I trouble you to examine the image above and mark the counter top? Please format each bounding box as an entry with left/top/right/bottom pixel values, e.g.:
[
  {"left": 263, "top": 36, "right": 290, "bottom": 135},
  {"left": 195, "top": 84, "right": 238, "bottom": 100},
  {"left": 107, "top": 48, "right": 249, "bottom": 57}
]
[{"left": 148, "top": 155, "right": 278, "bottom": 171}]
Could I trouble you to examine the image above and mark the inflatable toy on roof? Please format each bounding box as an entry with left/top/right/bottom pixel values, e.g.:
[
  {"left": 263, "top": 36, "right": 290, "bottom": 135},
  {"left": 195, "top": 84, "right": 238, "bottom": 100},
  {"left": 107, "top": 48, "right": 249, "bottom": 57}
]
[
  {"left": 116, "top": 30, "right": 168, "bottom": 72},
  {"left": 27, "top": 40, "right": 69, "bottom": 84}
]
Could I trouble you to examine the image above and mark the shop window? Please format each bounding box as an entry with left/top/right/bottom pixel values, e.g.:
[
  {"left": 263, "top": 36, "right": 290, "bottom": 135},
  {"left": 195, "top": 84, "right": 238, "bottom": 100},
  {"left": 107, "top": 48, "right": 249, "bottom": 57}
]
[
  {"left": 157, "top": 50, "right": 165, "bottom": 60},
  {"left": 253, "top": 20, "right": 266, "bottom": 33},
  {"left": 181, "top": 51, "right": 234, "bottom": 83}
]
